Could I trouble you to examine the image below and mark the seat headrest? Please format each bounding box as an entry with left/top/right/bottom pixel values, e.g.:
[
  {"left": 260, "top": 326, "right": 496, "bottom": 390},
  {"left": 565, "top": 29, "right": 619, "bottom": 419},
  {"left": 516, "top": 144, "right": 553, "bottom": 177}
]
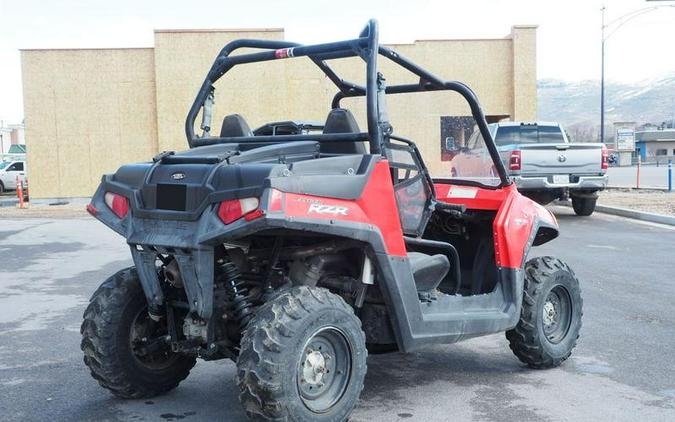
[
  {"left": 323, "top": 108, "right": 360, "bottom": 134},
  {"left": 220, "top": 114, "right": 253, "bottom": 137}
]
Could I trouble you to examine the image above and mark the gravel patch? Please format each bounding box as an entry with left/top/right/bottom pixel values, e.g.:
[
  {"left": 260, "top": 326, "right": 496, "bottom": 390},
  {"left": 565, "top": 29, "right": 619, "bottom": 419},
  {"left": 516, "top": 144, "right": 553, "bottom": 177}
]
[
  {"left": 0, "top": 202, "right": 88, "bottom": 219},
  {"left": 598, "top": 189, "right": 675, "bottom": 216}
]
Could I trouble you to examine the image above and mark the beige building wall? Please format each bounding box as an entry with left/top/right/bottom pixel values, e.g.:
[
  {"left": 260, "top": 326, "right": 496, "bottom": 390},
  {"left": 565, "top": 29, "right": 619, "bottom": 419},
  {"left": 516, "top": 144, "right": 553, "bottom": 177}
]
[
  {"left": 21, "top": 25, "right": 537, "bottom": 198},
  {"left": 21, "top": 48, "right": 158, "bottom": 198},
  {"left": 154, "top": 28, "right": 287, "bottom": 152},
  {"left": 511, "top": 25, "right": 538, "bottom": 121}
]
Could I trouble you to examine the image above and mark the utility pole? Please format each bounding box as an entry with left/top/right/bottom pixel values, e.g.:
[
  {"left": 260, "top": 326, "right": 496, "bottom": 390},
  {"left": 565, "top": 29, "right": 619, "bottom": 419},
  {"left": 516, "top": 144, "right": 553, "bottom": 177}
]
[
  {"left": 600, "top": 6, "right": 606, "bottom": 144},
  {"left": 0, "top": 120, "right": 5, "bottom": 156}
]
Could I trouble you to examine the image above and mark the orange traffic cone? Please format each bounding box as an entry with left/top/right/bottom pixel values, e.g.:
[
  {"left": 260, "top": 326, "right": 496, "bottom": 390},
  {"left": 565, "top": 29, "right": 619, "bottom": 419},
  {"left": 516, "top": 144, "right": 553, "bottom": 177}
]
[{"left": 16, "top": 176, "right": 24, "bottom": 209}]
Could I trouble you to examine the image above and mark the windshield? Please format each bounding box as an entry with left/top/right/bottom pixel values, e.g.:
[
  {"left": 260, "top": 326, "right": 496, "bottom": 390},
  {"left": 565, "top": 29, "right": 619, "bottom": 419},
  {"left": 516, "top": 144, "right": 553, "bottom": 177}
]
[
  {"left": 441, "top": 118, "right": 501, "bottom": 187},
  {"left": 495, "top": 125, "right": 565, "bottom": 146},
  {"left": 0, "top": 161, "right": 9, "bottom": 170}
]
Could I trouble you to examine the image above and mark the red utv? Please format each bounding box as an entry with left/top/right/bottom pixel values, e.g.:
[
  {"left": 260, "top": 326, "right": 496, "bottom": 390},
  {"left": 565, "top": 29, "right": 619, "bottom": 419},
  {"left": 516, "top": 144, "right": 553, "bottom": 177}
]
[{"left": 82, "top": 19, "right": 582, "bottom": 422}]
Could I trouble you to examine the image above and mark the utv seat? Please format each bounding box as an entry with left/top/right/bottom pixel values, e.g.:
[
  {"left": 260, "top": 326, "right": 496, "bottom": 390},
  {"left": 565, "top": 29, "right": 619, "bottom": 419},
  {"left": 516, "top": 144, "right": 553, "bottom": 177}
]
[
  {"left": 408, "top": 252, "right": 450, "bottom": 301},
  {"left": 321, "top": 108, "right": 367, "bottom": 155},
  {"left": 220, "top": 114, "right": 253, "bottom": 137}
]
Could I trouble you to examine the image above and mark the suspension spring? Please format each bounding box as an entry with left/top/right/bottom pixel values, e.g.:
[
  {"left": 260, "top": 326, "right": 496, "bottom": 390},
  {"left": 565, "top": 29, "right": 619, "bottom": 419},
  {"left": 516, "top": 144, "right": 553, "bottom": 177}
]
[{"left": 220, "top": 259, "right": 254, "bottom": 329}]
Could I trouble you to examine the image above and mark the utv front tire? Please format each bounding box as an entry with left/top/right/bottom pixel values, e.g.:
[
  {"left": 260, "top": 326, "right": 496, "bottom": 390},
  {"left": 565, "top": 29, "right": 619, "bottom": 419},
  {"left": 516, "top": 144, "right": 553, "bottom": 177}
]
[
  {"left": 571, "top": 196, "right": 597, "bottom": 216},
  {"left": 81, "top": 267, "right": 196, "bottom": 398},
  {"left": 237, "top": 286, "right": 367, "bottom": 421},
  {"left": 506, "top": 256, "right": 582, "bottom": 369}
]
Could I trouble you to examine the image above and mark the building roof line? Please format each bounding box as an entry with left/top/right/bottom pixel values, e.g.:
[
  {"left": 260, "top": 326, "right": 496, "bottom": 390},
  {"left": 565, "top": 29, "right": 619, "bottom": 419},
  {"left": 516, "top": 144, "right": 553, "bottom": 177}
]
[
  {"left": 386, "top": 37, "right": 512, "bottom": 46},
  {"left": 154, "top": 28, "right": 284, "bottom": 34},
  {"left": 20, "top": 47, "right": 153, "bottom": 52}
]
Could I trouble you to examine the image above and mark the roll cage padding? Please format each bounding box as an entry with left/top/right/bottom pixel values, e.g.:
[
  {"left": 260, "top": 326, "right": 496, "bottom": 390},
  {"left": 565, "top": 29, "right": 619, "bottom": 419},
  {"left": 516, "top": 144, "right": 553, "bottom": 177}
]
[
  {"left": 185, "top": 19, "right": 511, "bottom": 188},
  {"left": 323, "top": 108, "right": 360, "bottom": 134},
  {"left": 219, "top": 114, "right": 253, "bottom": 137},
  {"left": 321, "top": 108, "right": 366, "bottom": 155}
]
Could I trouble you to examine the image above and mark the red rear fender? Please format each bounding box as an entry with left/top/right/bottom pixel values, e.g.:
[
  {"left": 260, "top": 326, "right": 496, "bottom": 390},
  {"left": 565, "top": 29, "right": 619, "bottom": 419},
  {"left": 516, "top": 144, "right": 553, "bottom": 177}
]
[
  {"left": 493, "top": 187, "right": 558, "bottom": 269},
  {"left": 434, "top": 182, "right": 558, "bottom": 269}
]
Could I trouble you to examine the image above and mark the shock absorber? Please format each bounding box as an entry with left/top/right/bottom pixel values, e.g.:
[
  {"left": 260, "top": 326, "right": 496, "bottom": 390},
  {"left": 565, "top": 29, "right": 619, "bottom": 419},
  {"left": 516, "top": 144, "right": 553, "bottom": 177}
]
[{"left": 219, "top": 258, "right": 254, "bottom": 329}]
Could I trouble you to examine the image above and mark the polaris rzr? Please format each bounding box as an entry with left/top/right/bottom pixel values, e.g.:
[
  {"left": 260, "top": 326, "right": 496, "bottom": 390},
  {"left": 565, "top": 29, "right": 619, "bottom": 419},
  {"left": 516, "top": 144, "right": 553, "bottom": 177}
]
[{"left": 82, "top": 19, "right": 582, "bottom": 422}]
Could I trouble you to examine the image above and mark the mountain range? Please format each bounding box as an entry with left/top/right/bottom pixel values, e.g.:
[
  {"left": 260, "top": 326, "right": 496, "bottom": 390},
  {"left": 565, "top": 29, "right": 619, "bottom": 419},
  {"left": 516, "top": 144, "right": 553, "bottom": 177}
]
[{"left": 537, "top": 74, "right": 675, "bottom": 142}]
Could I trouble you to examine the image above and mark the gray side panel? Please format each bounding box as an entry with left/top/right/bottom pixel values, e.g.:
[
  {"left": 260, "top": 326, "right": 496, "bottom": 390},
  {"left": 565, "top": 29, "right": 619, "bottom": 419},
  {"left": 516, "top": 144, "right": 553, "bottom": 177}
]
[
  {"left": 175, "top": 249, "right": 215, "bottom": 319},
  {"left": 373, "top": 256, "right": 523, "bottom": 352},
  {"left": 130, "top": 248, "right": 164, "bottom": 314}
]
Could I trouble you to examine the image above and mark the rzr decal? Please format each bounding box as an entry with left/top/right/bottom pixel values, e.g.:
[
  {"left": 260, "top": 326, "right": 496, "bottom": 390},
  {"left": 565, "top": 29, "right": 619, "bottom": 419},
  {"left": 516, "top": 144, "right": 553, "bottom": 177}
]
[
  {"left": 308, "top": 204, "right": 349, "bottom": 216},
  {"left": 280, "top": 161, "right": 406, "bottom": 256}
]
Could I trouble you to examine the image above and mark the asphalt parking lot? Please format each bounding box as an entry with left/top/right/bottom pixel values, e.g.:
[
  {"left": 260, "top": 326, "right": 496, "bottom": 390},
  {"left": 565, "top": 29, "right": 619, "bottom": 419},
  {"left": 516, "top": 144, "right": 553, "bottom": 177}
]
[{"left": 1, "top": 206, "right": 674, "bottom": 422}]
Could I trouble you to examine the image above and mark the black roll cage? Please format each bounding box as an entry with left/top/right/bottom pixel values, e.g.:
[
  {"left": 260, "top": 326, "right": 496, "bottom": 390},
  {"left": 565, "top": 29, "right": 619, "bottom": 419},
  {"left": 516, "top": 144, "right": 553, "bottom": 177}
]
[{"left": 185, "top": 19, "right": 510, "bottom": 187}]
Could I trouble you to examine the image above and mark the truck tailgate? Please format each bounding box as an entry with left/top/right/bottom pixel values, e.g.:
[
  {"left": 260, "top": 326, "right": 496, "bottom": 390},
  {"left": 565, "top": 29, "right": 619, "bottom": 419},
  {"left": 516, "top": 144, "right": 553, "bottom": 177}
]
[{"left": 519, "top": 143, "right": 603, "bottom": 175}]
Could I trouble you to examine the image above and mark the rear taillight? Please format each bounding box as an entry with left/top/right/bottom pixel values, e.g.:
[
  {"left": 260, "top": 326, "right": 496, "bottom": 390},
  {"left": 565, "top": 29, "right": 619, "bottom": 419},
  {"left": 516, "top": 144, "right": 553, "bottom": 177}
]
[
  {"left": 104, "top": 192, "right": 129, "bottom": 218},
  {"left": 218, "top": 197, "right": 261, "bottom": 224},
  {"left": 601, "top": 145, "right": 608, "bottom": 171},
  {"left": 509, "top": 150, "right": 522, "bottom": 171}
]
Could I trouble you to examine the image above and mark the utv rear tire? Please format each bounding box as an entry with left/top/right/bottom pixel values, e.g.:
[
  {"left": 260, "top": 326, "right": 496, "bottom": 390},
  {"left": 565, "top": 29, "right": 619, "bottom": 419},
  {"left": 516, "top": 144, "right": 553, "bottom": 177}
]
[
  {"left": 571, "top": 196, "right": 596, "bottom": 216},
  {"left": 237, "top": 286, "right": 367, "bottom": 421},
  {"left": 81, "top": 267, "right": 196, "bottom": 398},
  {"left": 506, "top": 256, "right": 582, "bottom": 369}
]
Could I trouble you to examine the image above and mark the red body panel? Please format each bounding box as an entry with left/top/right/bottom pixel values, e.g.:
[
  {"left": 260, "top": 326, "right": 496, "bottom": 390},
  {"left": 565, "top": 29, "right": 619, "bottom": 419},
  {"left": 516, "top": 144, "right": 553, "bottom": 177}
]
[
  {"left": 434, "top": 183, "right": 506, "bottom": 211},
  {"left": 434, "top": 182, "right": 557, "bottom": 269},
  {"left": 266, "top": 161, "right": 556, "bottom": 265},
  {"left": 274, "top": 160, "right": 407, "bottom": 256}
]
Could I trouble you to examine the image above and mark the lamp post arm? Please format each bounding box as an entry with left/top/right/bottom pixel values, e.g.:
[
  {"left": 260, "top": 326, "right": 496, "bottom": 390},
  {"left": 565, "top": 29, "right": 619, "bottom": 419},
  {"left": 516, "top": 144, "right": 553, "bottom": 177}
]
[
  {"left": 603, "top": 5, "right": 675, "bottom": 41},
  {"left": 600, "top": 3, "right": 675, "bottom": 143}
]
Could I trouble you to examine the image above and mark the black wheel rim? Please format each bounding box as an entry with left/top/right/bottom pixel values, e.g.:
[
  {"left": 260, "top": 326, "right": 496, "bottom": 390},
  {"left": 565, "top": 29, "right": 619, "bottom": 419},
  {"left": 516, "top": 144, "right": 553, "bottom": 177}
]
[
  {"left": 129, "top": 307, "right": 179, "bottom": 370},
  {"left": 297, "top": 326, "right": 352, "bottom": 414},
  {"left": 542, "top": 285, "right": 573, "bottom": 344}
]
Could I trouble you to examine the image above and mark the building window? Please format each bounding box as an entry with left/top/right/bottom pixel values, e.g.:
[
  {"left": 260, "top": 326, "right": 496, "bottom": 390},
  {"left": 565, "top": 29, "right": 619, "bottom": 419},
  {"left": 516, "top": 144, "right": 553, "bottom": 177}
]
[{"left": 655, "top": 149, "right": 667, "bottom": 156}]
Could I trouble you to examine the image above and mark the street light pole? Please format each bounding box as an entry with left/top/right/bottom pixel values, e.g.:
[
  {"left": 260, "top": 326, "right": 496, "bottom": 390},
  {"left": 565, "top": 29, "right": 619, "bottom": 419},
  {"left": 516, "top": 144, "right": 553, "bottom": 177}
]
[
  {"left": 600, "top": 1, "right": 675, "bottom": 145},
  {"left": 0, "top": 120, "right": 5, "bottom": 156},
  {"left": 600, "top": 6, "right": 606, "bottom": 144}
]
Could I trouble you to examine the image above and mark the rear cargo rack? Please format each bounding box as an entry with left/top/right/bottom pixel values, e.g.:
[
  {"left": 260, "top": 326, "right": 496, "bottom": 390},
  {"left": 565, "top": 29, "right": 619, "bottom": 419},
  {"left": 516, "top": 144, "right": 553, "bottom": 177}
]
[{"left": 152, "top": 141, "right": 320, "bottom": 166}]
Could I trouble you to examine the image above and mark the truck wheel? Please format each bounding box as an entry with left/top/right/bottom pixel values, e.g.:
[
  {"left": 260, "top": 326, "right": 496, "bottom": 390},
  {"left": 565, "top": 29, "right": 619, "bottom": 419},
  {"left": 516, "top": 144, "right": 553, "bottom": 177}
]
[
  {"left": 81, "top": 267, "right": 196, "bottom": 398},
  {"left": 571, "top": 196, "right": 597, "bottom": 216},
  {"left": 237, "top": 286, "right": 367, "bottom": 421},
  {"left": 506, "top": 256, "right": 582, "bottom": 369}
]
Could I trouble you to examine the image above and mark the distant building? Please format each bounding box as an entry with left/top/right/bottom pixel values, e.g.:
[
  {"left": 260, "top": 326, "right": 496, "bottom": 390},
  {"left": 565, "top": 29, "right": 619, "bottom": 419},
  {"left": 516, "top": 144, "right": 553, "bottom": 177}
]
[
  {"left": 635, "top": 128, "right": 675, "bottom": 163},
  {"left": 0, "top": 122, "right": 25, "bottom": 155}
]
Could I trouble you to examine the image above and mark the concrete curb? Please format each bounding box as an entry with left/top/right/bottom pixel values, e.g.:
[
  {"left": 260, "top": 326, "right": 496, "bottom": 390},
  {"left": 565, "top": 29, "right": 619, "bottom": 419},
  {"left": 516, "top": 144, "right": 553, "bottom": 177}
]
[
  {"left": 594, "top": 204, "right": 675, "bottom": 226},
  {"left": 29, "top": 197, "right": 91, "bottom": 206},
  {"left": 557, "top": 201, "right": 675, "bottom": 226},
  {"left": 0, "top": 198, "right": 19, "bottom": 208}
]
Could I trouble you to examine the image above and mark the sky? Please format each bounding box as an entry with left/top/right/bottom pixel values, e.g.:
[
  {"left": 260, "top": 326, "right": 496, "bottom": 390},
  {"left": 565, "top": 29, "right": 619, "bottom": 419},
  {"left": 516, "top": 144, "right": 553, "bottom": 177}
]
[{"left": 1, "top": 0, "right": 674, "bottom": 123}]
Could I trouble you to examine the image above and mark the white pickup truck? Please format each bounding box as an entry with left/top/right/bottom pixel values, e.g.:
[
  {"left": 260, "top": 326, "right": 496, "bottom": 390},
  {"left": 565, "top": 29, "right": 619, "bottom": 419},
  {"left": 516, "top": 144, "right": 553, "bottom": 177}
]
[
  {"left": 495, "top": 122, "right": 608, "bottom": 216},
  {"left": 0, "top": 160, "right": 27, "bottom": 194}
]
